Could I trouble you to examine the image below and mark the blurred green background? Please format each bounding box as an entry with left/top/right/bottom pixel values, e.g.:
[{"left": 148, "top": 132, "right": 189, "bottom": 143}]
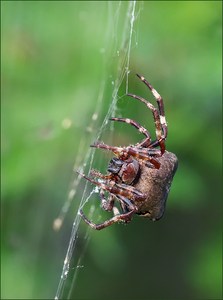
[{"left": 1, "top": 1, "right": 222, "bottom": 299}]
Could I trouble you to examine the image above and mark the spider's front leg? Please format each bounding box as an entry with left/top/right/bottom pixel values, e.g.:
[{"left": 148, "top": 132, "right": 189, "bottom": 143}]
[{"left": 91, "top": 141, "right": 161, "bottom": 169}]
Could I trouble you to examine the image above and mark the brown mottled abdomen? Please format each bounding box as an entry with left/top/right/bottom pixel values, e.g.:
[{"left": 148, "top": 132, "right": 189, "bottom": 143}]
[{"left": 134, "top": 151, "right": 178, "bottom": 220}]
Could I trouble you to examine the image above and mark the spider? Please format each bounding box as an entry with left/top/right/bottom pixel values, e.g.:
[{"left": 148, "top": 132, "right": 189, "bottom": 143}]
[{"left": 78, "top": 74, "right": 178, "bottom": 230}]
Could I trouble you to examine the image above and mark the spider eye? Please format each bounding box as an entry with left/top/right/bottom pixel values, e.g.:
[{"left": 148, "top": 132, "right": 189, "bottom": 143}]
[
  {"left": 111, "top": 157, "right": 123, "bottom": 166},
  {"left": 107, "top": 166, "right": 120, "bottom": 173},
  {"left": 107, "top": 157, "right": 123, "bottom": 174}
]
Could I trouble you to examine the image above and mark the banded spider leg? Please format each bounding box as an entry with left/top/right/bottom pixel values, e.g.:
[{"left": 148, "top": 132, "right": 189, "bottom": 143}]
[{"left": 78, "top": 171, "right": 143, "bottom": 230}]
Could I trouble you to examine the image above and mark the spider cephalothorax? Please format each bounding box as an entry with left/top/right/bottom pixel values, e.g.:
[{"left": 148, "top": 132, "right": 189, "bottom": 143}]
[
  {"left": 108, "top": 157, "right": 140, "bottom": 185},
  {"left": 78, "top": 74, "right": 178, "bottom": 230}
]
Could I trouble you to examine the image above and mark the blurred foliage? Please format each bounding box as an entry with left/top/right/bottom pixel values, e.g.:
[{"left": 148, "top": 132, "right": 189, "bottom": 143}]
[{"left": 1, "top": 1, "right": 222, "bottom": 299}]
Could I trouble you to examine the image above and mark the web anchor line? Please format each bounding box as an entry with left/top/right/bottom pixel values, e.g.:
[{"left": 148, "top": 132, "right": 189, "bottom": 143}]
[{"left": 55, "top": 2, "right": 140, "bottom": 299}]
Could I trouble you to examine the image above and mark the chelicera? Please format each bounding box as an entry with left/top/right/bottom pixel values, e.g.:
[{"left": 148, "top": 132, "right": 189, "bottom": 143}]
[{"left": 78, "top": 74, "right": 178, "bottom": 230}]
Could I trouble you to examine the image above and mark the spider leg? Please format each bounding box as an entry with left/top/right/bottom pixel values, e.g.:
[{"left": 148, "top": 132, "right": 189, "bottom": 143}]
[
  {"left": 127, "top": 146, "right": 162, "bottom": 157},
  {"left": 89, "top": 170, "right": 143, "bottom": 212},
  {"left": 79, "top": 194, "right": 137, "bottom": 230},
  {"left": 110, "top": 117, "right": 151, "bottom": 140},
  {"left": 91, "top": 142, "right": 161, "bottom": 169},
  {"left": 127, "top": 93, "right": 165, "bottom": 154},
  {"left": 79, "top": 208, "right": 135, "bottom": 230},
  {"left": 90, "top": 169, "right": 114, "bottom": 181},
  {"left": 116, "top": 194, "right": 134, "bottom": 216},
  {"left": 99, "top": 190, "right": 128, "bottom": 216},
  {"left": 116, "top": 194, "right": 136, "bottom": 211},
  {"left": 77, "top": 171, "right": 146, "bottom": 201},
  {"left": 110, "top": 117, "right": 152, "bottom": 148},
  {"left": 136, "top": 74, "right": 168, "bottom": 140}
]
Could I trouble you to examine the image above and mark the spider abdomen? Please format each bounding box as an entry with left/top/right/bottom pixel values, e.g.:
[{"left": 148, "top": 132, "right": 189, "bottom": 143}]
[{"left": 135, "top": 151, "right": 178, "bottom": 221}]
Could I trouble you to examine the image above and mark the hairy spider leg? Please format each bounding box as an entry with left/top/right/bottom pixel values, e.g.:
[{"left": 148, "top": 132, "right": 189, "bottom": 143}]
[
  {"left": 116, "top": 194, "right": 136, "bottom": 212},
  {"left": 77, "top": 171, "right": 146, "bottom": 201},
  {"left": 101, "top": 193, "right": 137, "bottom": 217},
  {"left": 126, "top": 148, "right": 161, "bottom": 169},
  {"left": 79, "top": 192, "right": 137, "bottom": 230},
  {"left": 126, "top": 146, "right": 161, "bottom": 158},
  {"left": 136, "top": 74, "right": 168, "bottom": 140},
  {"left": 109, "top": 117, "right": 152, "bottom": 147},
  {"left": 98, "top": 182, "right": 131, "bottom": 217},
  {"left": 109, "top": 117, "right": 150, "bottom": 138},
  {"left": 91, "top": 168, "right": 140, "bottom": 214},
  {"left": 79, "top": 207, "right": 135, "bottom": 230},
  {"left": 91, "top": 142, "right": 160, "bottom": 169},
  {"left": 127, "top": 93, "right": 165, "bottom": 154},
  {"left": 116, "top": 194, "right": 134, "bottom": 215},
  {"left": 90, "top": 169, "right": 114, "bottom": 181}
]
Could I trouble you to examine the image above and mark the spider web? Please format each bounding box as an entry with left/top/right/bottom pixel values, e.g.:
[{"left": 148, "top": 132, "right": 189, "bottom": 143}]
[{"left": 54, "top": 2, "right": 142, "bottom": 299}]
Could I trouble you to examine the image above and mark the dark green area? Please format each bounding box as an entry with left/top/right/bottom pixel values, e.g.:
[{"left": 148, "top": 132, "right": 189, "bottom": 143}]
[{"left": 1, "top": 1, "right": 222, "bottom": 299}]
